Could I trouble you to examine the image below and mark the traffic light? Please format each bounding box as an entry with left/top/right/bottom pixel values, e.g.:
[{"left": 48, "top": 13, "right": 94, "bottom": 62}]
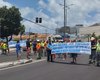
[
  {"left": 35, "top": 17, "right": 42, "bottom": 23},
  {"left": 36, "top": 17, "right": 39, "bottom": 23},
  {"left": 39, "top": 18, "right": 42, "bottom": 23}
]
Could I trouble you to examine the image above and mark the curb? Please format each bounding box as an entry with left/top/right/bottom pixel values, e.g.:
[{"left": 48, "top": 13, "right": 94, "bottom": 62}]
[
  {"left": 0, "top": 59, "right": 33, "bottom": 69},
  {"left": 0, "top": 62, "right": 13, "bottom": 69}
]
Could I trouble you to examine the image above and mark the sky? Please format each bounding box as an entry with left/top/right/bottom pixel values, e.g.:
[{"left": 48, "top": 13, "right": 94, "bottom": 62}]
[{"left": 0, "top": 0, "right": 100, "bottom": 34}]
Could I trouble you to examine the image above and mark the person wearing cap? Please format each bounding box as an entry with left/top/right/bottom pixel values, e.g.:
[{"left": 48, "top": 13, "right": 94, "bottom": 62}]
[
  {"left": 89, "top": 37, "right": 97, "bottom": 64},
  {"left": 2, "top": 42, "right": 7, "bottom": 55},
  {"left": 36, "top": 41, "right": 41, "bottom": 59},
  {"left": 95, "top": 39, "right": 100, "bottom": 66}
]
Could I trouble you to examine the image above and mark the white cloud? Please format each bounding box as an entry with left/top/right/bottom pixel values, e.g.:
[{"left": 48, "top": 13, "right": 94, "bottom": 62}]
[
  {"left": 1, "top": 0, "right": 100, "bottom": 33},
  {"left": 21, "top": 0, "right": 100, "bottom": 33},
  {"left": 0, "top": 0, "right": 12, "bottom": 8},
  {"left": 38, "top": 0, "right": 47, "bottom": 8},
  {"left": 66, "top": 0, "right": 100, "bottom": 26},
  {"left": 20, "top": 7, "right": 33, "bottom": 17}
]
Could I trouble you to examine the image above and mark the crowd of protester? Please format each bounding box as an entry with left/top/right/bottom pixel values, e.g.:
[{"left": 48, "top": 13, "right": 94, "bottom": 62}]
[
  {"left": 0, "top": 36, "right": 100, "bottom": 66},
  {"left": 46, "top": 36, "right": 100, "bottom": 66}
]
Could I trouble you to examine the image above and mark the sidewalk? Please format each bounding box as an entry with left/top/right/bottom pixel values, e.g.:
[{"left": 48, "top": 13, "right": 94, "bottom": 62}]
[
  {"left": 0, "top": 59, "right": 33, "bottom": 69},
  {"left": 0, "top": 49, "right": 46, "bottom": 69},
  {"left": 0, "top": 48, "right": 35, "bottom": 63}
]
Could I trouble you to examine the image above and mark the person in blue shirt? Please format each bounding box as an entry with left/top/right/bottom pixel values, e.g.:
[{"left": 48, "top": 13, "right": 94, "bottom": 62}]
[
  {"left": 16, "top": 40, "right": 21, "bottom": 60},
  {"left": 46, "top": 42, "right": 52, "bottom": 62},
  {"left": 46, "top": 37, "right": 53, "bottom": 62}
]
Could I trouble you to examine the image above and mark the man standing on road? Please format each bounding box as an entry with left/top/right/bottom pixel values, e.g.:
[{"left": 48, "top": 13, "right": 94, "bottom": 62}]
[
  {"left": 32, "top": 40, "right": 37, "bottom": 57},
  {"left": 26, "top": 38, "right": 31, "bottom": 59},
  {"left": 16, "top": 40, "right": 21, "bottom": 60},
  {"left": 0, "top": 41, "right": 4, "bottom": 55},
  {"left": 46, "top": 37, "right": 53, "bottom": 62},
  {"left": 36, "top": 41, "right": 41, "bottom": 59},
  {"left": 89, "top": 37, "right": 97, "bottom": 64},
  {"left": 96, "top": 39, "right": 100, "bottom": 66},
  {"left": 2, "top": 42, "right": 7, "bottom": 55}
]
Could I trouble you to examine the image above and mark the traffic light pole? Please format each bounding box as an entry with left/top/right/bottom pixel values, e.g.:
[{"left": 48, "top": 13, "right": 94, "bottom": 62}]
[{"left": 64, "top": 0, "right": 66, "bottom": 38}]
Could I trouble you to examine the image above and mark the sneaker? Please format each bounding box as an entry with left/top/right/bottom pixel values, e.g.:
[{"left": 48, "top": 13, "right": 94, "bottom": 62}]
[
  {"left": 93, "top": 60, "right": 95, "bottom": 64},
  {"left": 71, "top": 61, "right": 74, "bottom": 64},
  {"left": 89, "top": 61, "right": 92, "bottom": 64},
  {"left": 96, "top": 62, "right": 99, "bottom": 66}
]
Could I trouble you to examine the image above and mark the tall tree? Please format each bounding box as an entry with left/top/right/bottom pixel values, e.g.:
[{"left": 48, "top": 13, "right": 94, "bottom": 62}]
[
  {"left": 0, "top": 6, "right": 22, "bottom": 38},
  {"left": 0, "top": 6, "right": 22, "bottom": 52}
]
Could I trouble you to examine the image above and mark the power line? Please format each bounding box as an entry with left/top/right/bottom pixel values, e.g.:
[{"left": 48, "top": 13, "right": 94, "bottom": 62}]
[{"left": 22, "top": 17, "right": 55, "bottom": 31}]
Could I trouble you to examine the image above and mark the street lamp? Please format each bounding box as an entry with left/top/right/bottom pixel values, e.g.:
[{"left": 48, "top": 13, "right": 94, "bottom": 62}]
[
  {"left": 29, "top": 27, "right": 31, "bottom": 39},
  {"left": 56, "top": 21, "right": 59, "bottom": 34},
  {"left": 60, "top": 0, "right": 74, "bottom": 37},
  {"left": 64, "top": 0, "right": 66, "bottom": 37},
  {"left": 0, "top": 20, "right": 1, "bottom": 37}
]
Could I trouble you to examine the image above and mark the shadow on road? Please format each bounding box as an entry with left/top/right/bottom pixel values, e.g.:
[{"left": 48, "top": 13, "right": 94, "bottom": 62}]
[{"left": 52, "top": 61, "right": 90, "bottom": 66}]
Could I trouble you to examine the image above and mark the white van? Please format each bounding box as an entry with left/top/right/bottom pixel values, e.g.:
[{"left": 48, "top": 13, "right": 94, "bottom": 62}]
[{"left": 47, "top": 35, "right": 63, "bottom": 42}]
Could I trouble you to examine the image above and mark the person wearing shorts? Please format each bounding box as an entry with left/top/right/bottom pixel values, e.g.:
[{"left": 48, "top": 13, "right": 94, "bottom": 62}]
[
  {"left": 26, "top": 38, "right": 31, "bottom": 59},
  {"left": 16, "top": 40, "right": 21, "bottom": 60}
]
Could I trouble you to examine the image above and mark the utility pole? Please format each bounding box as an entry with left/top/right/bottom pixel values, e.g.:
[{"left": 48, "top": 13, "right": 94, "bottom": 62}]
[
  {"left": 64, "top": 0, "right": 66, "bottom": 38},
  {"left": 56, "top": 21, "right": 59, "bottom": 34},
  {"left": 0, "top": 20, "right": 1, "bottom": 37},
  {"left": 60, "top": 1, "right": 74, "bottom": 37},
  {"left": 45, "top": 29, "right": 47, "bottom": 40}
]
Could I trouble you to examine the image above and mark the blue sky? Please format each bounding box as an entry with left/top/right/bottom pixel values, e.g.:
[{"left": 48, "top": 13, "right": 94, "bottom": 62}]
[
  {"left": 0, "top": 0, "right": 100, "bottom": 33},
  {"left": 8, "top": 0, "right": 40, "bottom": 9}
]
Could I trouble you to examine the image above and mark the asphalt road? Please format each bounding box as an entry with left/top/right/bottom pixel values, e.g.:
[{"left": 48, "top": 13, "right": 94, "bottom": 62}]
[
  {"left": 0, "top": 49, "right": 41, "bottom": 63},
  {"left": 0, "top": 54, "right": 100, "bottom": 80}
]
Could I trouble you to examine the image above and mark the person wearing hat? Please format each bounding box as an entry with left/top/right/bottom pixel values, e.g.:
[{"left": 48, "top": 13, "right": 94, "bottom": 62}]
[
  {"left": 89, "top": 37, "right": 97, "bottom": 64},
  {"left": 95, "top": 39, "right": 100, "bottom": 66},
  {"left": 2, "top": 42, "right": 7, "bottom": 55},
  {"left": 36, "top": 41, "right": 42, "bottom": 59}
]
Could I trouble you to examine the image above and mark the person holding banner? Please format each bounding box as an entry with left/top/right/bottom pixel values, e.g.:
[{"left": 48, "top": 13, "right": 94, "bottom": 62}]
[
  {"left": 70, "top": 40, "right": 78, "bottom": 64},
  {"left": 46, "top": 37, "right": 53, "bottom": 62},
  {"left": 70, "top": 53, "right": 78, "bottom": 64},
  {"left": 89, "top": 37, "right": 97, "bottom": 64}
]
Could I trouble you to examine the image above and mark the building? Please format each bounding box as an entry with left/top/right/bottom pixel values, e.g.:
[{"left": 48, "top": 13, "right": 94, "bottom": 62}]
[{"left": 79, "top": 24, "right": 100, "bottom": 36}]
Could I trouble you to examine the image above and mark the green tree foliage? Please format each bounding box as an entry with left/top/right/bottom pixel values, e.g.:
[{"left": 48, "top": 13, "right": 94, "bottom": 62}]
[
  {"left": 0, "top": 6, "right": 22, "bottom": 38},
  {"left": 19, "top": 24, "right": 25, "bottom": 40},
  {"left": 20, "top": 24, "right": 25, "bottom": 35}
]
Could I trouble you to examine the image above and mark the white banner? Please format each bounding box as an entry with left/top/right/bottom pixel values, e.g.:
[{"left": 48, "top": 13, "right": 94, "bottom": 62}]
[{"left": 51, "top": 42, "right": 91, "bottom": 54}]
